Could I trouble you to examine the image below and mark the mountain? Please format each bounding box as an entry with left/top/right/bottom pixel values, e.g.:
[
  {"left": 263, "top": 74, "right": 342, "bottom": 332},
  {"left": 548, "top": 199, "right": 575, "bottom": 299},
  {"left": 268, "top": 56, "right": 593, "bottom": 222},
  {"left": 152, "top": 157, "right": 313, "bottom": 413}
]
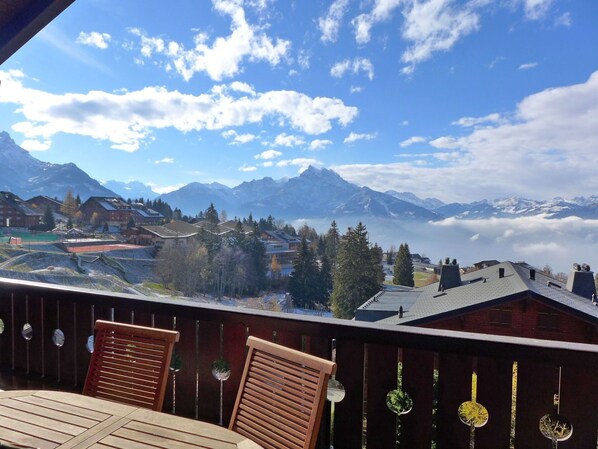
[
  {"left": 102, "top": 180, "right": 157, "bottom": 200},
  {"left": 0, "top": 131, "right": 116, "bottom": 200},
  {"left": 385, "top": 190, "right": 445, "bottom": 210},
  {"left": 434, "top": 197, "right": 598, "bottom": 219},
  {"left": 160, "top": 166, "right": 442, "bottom": 221}
]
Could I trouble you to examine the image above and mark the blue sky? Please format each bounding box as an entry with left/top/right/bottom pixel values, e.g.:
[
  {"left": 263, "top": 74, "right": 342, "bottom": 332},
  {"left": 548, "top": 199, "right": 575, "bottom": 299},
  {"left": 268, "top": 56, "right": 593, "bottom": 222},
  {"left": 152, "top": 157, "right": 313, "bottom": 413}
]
[{"left": 1, "top": 0, "right": 597, "bottom": 202}]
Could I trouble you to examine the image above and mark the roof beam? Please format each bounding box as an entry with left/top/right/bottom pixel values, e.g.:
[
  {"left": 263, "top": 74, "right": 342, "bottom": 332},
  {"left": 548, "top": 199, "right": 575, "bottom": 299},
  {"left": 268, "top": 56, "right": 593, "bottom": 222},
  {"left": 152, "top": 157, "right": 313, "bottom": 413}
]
[{"left": 0, "top": 0, "right": 76, "bottom": 65}]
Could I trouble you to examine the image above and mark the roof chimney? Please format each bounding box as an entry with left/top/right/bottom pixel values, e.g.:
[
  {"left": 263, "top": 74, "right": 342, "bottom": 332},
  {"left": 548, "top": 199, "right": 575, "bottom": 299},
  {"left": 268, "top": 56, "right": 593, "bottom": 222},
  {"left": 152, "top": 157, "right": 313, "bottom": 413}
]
[
  {"left": 399, "top": 306, "right": 404, "bottom": 319},
  {"left": 438, "top": 258, "right": 461, "bottom": 291},
  {"left": 566, "top": 263, "right": 597, "bottom": 300},
  {"left": 529, "top": 269, "right": 535, "bottom": 280},
  {"left": 498, "top": 267, "right": 505, "bottom": 278}
]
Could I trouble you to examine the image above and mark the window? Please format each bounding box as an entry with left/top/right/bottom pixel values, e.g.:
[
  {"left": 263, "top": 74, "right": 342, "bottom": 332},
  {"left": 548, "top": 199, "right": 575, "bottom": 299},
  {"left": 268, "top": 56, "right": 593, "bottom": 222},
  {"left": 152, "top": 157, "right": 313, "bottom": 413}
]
[
  {"left": 538, "top": 312, "right": 560, "bottom": 331},
  {"left": 489, "top": 307, "right": 512, "bottom": 326}
]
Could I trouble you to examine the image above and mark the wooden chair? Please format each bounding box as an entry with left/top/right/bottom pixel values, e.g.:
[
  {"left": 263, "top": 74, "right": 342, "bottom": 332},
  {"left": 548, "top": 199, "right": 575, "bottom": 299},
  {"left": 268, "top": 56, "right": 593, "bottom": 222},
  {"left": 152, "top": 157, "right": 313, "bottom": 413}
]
[
  {"left": 229, "top": 336, "right": 337, "bottom": 449},
  {"left": 83, "top": 320, "right": 179, "bottom": 411}
]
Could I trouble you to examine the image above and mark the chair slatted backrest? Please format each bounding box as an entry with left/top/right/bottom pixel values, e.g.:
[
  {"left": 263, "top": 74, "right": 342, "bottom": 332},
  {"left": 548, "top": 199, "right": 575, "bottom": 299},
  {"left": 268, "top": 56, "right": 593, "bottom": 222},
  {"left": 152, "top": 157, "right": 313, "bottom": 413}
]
[
  {"left": 83, "top": 320, "right": 179, "bottom": 411},
  {"left": 229, "top": 336, "right": 337, "bottom": 449}
]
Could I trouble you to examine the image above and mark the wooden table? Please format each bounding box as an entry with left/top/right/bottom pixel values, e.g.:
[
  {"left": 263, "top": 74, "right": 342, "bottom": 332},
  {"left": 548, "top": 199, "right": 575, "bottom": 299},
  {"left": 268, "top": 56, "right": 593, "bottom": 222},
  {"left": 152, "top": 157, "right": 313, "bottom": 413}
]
[{"left": 0, "top": 390, "right": 262, "bottom": 449}]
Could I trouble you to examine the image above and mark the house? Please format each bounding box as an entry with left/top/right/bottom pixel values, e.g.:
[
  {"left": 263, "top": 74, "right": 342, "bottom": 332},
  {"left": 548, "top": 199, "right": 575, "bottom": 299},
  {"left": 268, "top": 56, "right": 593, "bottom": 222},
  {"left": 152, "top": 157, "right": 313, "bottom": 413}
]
[
  {"left": 125, "top": 220, "right": 199, "bottom": 249},
  {"left": 130, "top": 202, "right": 163, "bottom": 225},
  {"left": 0, "top": 191, "right": 43, "bottom": 228},
  {"left": 260, "top": 230, "right": 304, "bottom": 277},
  {"left": 25, "top": 195, "right": 63, "bottom": 213},
  {"left": 357, "top": 259, "right": 598, "bottom": 344},
  {"left": 79, "top": 197, "right": 163, "bottom": 227}
]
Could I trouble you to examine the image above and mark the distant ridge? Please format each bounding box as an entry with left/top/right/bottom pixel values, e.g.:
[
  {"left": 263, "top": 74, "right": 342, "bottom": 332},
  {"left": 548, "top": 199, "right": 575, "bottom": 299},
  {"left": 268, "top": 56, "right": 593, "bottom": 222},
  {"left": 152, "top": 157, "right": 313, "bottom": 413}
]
[{"left": 0, "top": 131, "right": 116, "bottom": 201}]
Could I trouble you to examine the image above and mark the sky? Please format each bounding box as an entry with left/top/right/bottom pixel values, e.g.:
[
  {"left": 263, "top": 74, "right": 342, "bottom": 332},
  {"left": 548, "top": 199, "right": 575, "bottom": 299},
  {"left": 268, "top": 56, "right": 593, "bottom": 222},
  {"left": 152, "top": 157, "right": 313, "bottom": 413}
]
[{"left": 1, "top": 0, "right": 597, "bottom": 203}]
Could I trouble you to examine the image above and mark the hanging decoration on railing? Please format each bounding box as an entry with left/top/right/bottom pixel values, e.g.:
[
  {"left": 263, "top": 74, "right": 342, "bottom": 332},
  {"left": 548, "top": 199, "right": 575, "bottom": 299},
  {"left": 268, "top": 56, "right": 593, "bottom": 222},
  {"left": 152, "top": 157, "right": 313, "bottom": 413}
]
[
  {"left": 458, "top": 364, "right": 488, "bottom": 449},
  {"left": 21, "top": 323, "right": 32, "bottom": 340},
  {"left": 327, "top": 378, "right": 346, "bottom": 403},
  {"left": 52, "top": 329, "right": 65, "bottom": 347},
  {"left": 386, "top": 388, "right": 413, "bottom": 415},
  {"left": 539, "top": 369, "right": 573, "bottom": 448},
  {"left": 86, "top": 335, "right": 94, "bottom": 353},
  {"left": 212, "top": 358, "right": 231, "bottom": 381},
  {"left": 213, "top": 358, "right": 231, "bottom": 426}
]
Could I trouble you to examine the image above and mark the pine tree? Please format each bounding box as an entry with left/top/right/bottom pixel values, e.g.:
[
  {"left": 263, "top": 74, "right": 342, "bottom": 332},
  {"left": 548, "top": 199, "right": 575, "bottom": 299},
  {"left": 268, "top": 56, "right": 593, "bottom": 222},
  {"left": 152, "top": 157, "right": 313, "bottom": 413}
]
[
  {"left": 204, "top": 203, "right": 219, "bottom": 226},
  {"left": 325, "top": 220, "right": 340, "bottom": 264},
  {"left": 393, "top": 243, "right": 414, "bottom": 287},
  {"left": 43, "top": 206, "right": 55, "bottom": 231},
  {"left": 330, "top": 223, "right": 383, "bottom": 319},
  {"left": 288, "top": 236, "right": 323, "bottom": 308}
]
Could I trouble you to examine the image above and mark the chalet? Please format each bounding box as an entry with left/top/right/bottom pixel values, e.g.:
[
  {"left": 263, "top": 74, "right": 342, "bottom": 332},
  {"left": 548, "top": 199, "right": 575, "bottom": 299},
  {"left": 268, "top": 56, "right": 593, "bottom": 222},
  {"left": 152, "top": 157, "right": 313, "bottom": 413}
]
[
  {"left": 357, "top": 260, "right": 598, "bottom": 344},
  {"left": 25, "top": 195, "right": 63, "bottom": 213},
  {"left": 131, "top": 202, "right": 163, "bottom": 225},
  {"left": 79, "top": 197, "right": 163, "bottom": 227},
  {"left": 261, "top": 230, "right": 304, "bottom": 277},
  {"left": 125, "top": 221, "right": 199, "bottom": 249},
  {"left": 0, "top": 191, "right": 43, "bottom": 228}
]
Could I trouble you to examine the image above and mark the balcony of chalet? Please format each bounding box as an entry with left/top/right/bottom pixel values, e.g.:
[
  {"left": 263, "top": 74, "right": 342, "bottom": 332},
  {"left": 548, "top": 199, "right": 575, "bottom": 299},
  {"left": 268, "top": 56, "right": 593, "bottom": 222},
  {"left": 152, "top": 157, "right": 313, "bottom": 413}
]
[{"left": 1, "top": 277, "right": 597, "bottom": 448}]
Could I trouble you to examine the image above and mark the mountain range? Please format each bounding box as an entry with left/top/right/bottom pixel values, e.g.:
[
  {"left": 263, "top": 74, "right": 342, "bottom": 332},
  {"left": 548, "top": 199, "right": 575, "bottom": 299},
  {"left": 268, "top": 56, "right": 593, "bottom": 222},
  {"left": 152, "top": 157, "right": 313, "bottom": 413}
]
[
  {"left": 0, "top": 131, "right": 115, "bottom": 200},
  {"left": 1, "top": 131, "right": 597, "bottom": 221}
]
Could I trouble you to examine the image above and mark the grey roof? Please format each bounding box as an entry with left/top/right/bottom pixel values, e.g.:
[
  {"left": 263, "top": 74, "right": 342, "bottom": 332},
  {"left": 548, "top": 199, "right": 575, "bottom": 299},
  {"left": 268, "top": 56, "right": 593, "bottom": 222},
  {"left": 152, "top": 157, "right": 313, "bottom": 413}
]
[
  {"left": 141, "top": 220, "right": 199, "bottom": 239},
  {"left": 0, "top": 191, "right": 43, "bottom": 216},
  {"left": 367, "top": 261, "right": 598, "bottom": 326}
]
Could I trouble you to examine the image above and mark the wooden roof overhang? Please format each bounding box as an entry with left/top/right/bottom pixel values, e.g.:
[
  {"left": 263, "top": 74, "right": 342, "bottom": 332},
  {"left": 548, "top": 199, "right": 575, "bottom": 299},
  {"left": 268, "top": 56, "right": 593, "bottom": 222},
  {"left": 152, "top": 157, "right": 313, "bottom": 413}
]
[{"left": 0, "top": 0, "right": 76, "bottom": 65}]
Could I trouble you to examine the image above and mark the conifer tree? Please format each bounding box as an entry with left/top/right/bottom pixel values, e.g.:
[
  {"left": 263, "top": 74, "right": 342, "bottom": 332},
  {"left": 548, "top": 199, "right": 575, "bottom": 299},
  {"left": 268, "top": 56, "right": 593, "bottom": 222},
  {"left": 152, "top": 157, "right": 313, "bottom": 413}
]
[
  {"left": 393, "top": 243, "right": 414, "bottom": 287},
  {"left": 43, "top": 206, "right": 55, "bottom": 231},
  {"left": 325, "top": 220, "right": 340, "bottom": 265},
  {"left": 330, "top": 223, "right": 383, "bottom": 319},
  {"left": 288, "top": 236, "right": 323, "bottom": 308}
]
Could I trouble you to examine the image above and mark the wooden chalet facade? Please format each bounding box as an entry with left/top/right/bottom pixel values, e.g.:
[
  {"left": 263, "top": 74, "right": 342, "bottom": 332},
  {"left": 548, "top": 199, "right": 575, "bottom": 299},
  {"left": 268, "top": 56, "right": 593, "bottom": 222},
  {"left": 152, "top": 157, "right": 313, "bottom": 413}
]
[
  {"left": 358, "top": 261, "right": 598, "bottom": 344},
  {"left": 79, "top": 197, "right": 163, "bottom": 227},
  {"left": 25, "top": 195, "right": 63, "bottom": 213},
  {"left": 0, "top": 191, "right": 43, "bottom": 228}
]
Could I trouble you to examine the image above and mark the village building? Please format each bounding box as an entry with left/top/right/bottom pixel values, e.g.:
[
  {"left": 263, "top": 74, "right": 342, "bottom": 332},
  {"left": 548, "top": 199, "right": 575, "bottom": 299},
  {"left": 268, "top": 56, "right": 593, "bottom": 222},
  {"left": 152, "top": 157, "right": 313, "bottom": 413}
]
[
  {"left": 0, "top": 191, "right": 43, "bottom": 228},
  {"left": 125, "top": 220, "right": 199, "bottom": 249},
  {"left": 357, "top": 260, "right": 598, "bottom": 344},
  {"left": 79, "top": 197, "right": 163, "bottom": 227},
  {"left": 25, "top": 195, "right": 63, "bottom": 213}
]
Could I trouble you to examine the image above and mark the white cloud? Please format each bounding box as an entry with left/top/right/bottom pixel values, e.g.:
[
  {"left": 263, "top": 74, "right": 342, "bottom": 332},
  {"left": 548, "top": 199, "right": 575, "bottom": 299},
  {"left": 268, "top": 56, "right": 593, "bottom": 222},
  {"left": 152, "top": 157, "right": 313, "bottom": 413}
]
[
  {"left": 255, "top": 149, "right": 282, "bottom": 160},
  {"left": 522, "top": 0, "right": 552, "bottom": 20},
  {"left": 318, "top": 0, "right": 350, "bottom": 43},
  {"left": 333, "top": 71, "right": 598, "bottom": 202},
  {"left": 20, "top": 139, "right": 52, "bottom": 151},
  {"left": 344, "top": 132, "right": 377, "bottom": 144},
  {"left": 262, "top": 161, "right": 274, "bottom": 167},
  {"left": 0, "top": 71, "right": 357, "bottom": 152},
  {"left": 452, "top": 113, "right": 502, "bottom": 127},
  {"left": 222, "top": 129, "right": 257, "bottom": 144},
  {"left": 351, "top": 0, "right": 401, "bottom": 44},
  {"left": 273, "top": 133, "right": 306, "bottom": 147},
  {"left": 400, "top": 136, "right": 426, "bottom": 147},
  {"left": 155, "top": 157, "right": 174, "bottom": 164},
  {"left": 239, "top": 164, "right": 257, "bottom": 172},
  {"left": 555, "top": 12, "right": 572, "bottom": 27},
  {"left": 309, "top": 139, "right": 333, "bottom": 151},
  {"left": 76, "top": 31, "right": 112, "bottom": 49},
  {"left": 489, "top": 56, "right": 505, "bottom": 69},
  {"left": 399, "top": 0, "right": 481, "bottom": 75},
  {"left": 331, "top": 57, "right": 374, "bottom": 80},
  {"left": 297, "top": 50, "right": 310, "bottom": 70},
  {"left": 276, "top": 158, "right": 322, "bottom": 173},
  {"left": 350, "top": 85, "right": 363, "bottom": 94},
  {"left": 519, "top": 62, "right": 539, "bottom": 70},
  {"left": 128, "top": 0, "right": 291, "bottom": 81}
]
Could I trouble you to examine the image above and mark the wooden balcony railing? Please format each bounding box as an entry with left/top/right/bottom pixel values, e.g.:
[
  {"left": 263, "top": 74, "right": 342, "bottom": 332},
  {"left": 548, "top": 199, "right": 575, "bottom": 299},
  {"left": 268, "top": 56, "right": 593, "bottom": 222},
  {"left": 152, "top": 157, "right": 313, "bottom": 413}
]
[{"left": 1, "top": 276, "right": 597, "bottom": 448}]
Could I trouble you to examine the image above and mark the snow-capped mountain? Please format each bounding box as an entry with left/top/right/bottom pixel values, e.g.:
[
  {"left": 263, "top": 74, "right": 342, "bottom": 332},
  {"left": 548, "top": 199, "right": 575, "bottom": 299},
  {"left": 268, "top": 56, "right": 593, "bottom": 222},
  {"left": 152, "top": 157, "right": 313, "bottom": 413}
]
[
  {"left": 102, "top": 180, "right": 157, "bottom": 200},
  {"left": 0, "top": 131, "right": 116, "bottom": 200}
]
